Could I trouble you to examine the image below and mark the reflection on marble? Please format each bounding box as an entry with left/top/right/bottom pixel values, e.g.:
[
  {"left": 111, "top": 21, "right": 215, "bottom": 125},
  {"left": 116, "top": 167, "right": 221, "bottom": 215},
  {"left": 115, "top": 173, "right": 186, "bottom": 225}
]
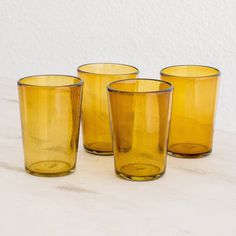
[{"left": 0, "top": 78, "right": 235, "bottom": 236}]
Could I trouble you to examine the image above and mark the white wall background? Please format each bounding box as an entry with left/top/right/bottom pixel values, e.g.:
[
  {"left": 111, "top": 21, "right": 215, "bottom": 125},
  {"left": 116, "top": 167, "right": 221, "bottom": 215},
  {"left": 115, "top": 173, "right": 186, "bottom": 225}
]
[{"left": 1, "top": 0, "right": 236, "bottom": 133}]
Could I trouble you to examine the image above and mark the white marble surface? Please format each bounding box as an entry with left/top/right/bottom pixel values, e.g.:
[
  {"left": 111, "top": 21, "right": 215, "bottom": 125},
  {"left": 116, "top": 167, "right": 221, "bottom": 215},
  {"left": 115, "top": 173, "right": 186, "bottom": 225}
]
[{"left": 0, "top": 79, "right": 235, "bottom": 236}]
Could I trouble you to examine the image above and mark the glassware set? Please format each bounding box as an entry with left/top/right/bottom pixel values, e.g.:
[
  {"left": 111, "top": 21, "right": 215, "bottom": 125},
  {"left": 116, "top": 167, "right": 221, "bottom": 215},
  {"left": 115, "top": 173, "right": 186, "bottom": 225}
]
[{"left": 18, "top": 63, "right": 220, "bottom": 181}]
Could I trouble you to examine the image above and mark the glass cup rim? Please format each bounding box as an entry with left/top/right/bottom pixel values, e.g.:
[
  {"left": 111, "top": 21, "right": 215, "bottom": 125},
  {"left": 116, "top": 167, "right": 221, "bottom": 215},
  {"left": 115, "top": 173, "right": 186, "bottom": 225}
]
[
  {"left": 77, "top": 62, "right": 139, "bottom": 76},
  {"left": 17, "top": 74, "right": 84, "bottom": 88},
  {"left": 107, "top": 78, "right": 173, "bottom": 94},
  {"left": 160, "top": 65, "right": 220, "bottom": 78}
]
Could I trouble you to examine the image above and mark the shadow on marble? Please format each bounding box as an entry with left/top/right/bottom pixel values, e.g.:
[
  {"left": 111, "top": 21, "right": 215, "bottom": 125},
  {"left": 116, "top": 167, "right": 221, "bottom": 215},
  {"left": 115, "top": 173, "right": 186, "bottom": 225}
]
[{"left": 57, "top": 185, "right": 97, "bottom": 194}]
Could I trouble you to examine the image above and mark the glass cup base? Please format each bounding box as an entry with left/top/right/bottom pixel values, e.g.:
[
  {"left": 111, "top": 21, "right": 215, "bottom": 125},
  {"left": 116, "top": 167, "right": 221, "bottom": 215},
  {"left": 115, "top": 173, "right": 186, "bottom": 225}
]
[
  {"left": 25, "top": 161, "right": 75, "bottom": 177},
  {"left": 115, "top": 171, "right": 163, "bottom": 181},
  {"left": 168, "top": 143, "right": 211, "bottom": 158},
  {"left": 84, "top": 145, "right": 113, "bottom": 156},
  {"left": 115, "top": 163, "right": 164, "bottom": 181},
  {"left": 168, "top": 151, "right": 211, "bottom": 158}
]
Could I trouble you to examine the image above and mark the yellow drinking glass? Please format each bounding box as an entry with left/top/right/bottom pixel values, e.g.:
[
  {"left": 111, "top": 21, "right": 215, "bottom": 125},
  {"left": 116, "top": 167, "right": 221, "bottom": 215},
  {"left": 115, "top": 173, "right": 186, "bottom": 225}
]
[
  {"left": 77, "top": 63, "right": 139, "bottom": 155},
  {"left": 18, "top": 75, "right": 83, "bottom": 176},
  {"left": 108, "top": 79, "right": 173, "bottom": 181},
  {"left": 161, "top": 65, "right": 220, "bottom": 158}
]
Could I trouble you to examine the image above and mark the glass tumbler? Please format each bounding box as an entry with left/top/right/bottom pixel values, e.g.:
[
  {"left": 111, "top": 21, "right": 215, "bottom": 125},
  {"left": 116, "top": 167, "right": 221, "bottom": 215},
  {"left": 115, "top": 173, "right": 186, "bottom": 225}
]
[
  {"left": 161, "top": 65, "right": 220, "bottom": 158},
  {"left": 77, "top": 63, "right": 139, "bottom": 155},
  {"left": 108, "top": 79, "right": 173, "bottom": 181},
  {"left": 18, "top": 75, "right": 83, "bottom": 176}
]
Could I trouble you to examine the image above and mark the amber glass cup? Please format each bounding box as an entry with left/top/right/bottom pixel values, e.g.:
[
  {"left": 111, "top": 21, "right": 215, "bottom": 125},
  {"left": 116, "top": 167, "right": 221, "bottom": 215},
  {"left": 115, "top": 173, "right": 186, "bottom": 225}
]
[
  {"left": 161, "top": 65, "right": 220, "bottom": 158},
  {"left": 77, "top": 63, "right": 139, "bottom": 155},
  {"left": 108, "top": 79, "right": 173, "bottom": 181},
  {"left": 18, "top": 75, "right": 83, "bottom": 176}
]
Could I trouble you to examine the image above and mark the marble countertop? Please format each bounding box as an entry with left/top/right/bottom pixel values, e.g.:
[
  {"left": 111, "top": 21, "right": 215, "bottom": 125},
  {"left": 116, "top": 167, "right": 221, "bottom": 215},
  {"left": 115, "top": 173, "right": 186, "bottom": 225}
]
[{"left": 0, "top": 79, "right": 235, "bottom": 236}]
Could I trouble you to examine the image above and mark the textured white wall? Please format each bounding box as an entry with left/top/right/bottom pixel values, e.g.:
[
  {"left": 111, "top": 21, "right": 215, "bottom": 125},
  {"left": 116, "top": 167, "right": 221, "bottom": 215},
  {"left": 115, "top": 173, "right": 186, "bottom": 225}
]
[{"left": 1, "top": 0, "right": 236, "bottom": 133}]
